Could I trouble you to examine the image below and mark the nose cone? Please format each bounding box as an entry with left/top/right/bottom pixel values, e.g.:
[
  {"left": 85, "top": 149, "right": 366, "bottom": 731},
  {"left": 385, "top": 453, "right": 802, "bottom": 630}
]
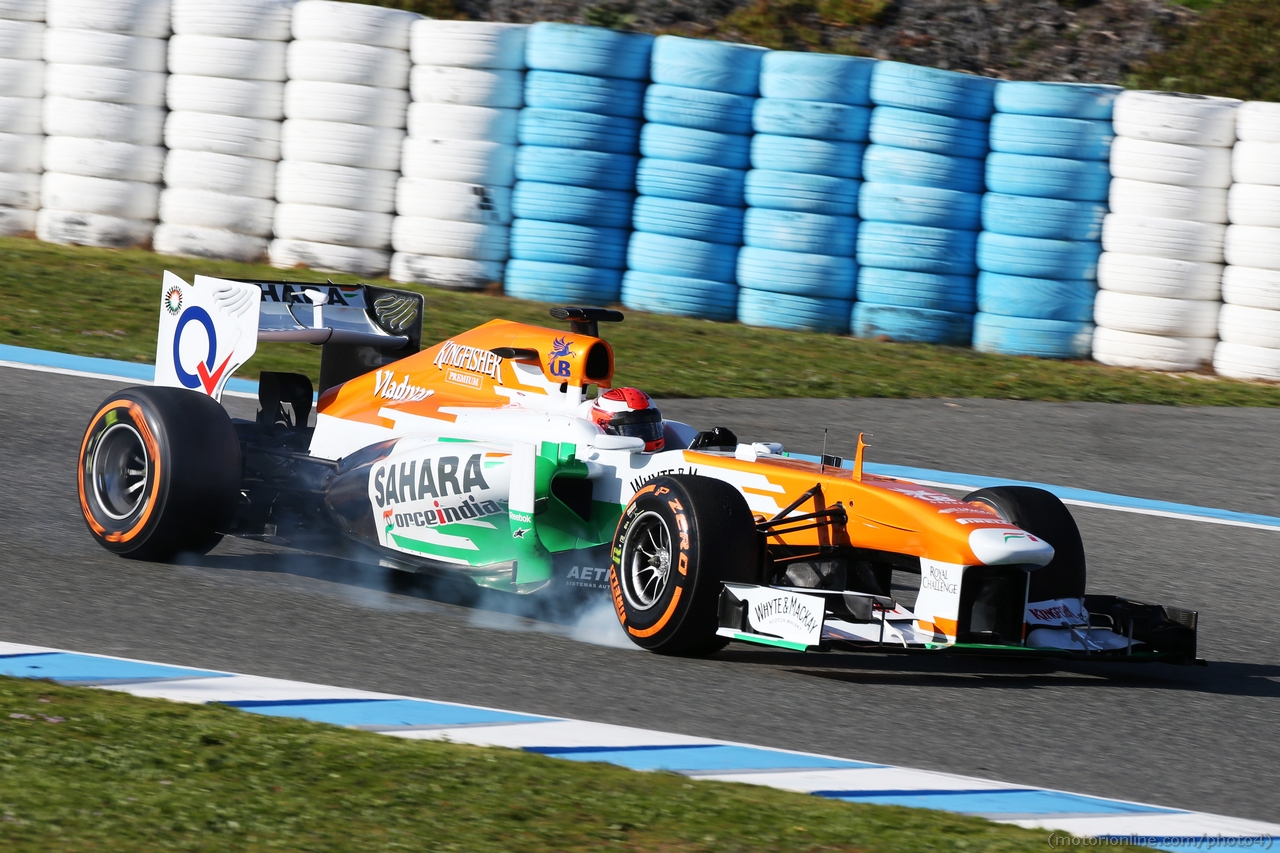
[{"left": 969, "top": 527, "right": 1055, "bottom": 567}]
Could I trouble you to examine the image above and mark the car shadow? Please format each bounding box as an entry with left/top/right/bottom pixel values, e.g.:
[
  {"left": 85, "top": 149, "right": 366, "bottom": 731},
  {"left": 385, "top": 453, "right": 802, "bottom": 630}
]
[
  {"left": 175, "top": 544, "right": 1280, "bottom": 697},
  {"left": 711, "top": 648, "right": 1280, "bottom": 697}
]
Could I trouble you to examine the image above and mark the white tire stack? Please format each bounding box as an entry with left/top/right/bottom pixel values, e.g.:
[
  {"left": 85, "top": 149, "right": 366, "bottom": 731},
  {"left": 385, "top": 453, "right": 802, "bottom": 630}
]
[
  {"left": 0, "top": 0, "right": 44, "bottom": 235},
  {"left": 392, "top": 20, "right": 525, "bottom": 290},
  {"left": 270, "top": 0, "right": 416, "bottom": 277},
  {"left": 38, "top": 0, "right": 168, "bottom": 248},
  {"left": 156, "top": 0, "right": 293, "bottom": 263},
  {"left": 1216, "top": 101, "right": 1280, "bottom": 381},
  {"left": 1094, "top": 91, "right": 1239, "bottom": 371}
]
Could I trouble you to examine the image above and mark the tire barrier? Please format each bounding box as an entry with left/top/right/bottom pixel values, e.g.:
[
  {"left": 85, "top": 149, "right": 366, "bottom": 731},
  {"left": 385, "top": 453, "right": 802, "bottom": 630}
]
[
  {"left": 507, "top": 22, "right": 651, "bottom": 305},
  {"left": 268, "top": 0, "right": 415, "bottom": 276},
  {"left": 5, "top": 7, "right": 1280, "bottom": 379},
  {"left": 155, "top": 0, "right": 294, "bottom": 263},
  {"left": 972, "top": 313, "right": 1093, "bottom": 359},
  {"left": 37, "top": 0, "right": 168, "bottom": 248},
  {"left": 392, "top": 20, "right": 524, "bottom": 290},
  {"left": 1095, "top": 91, "right": 1238, "bottom": 371},
  {"left": 624, "top": 35, "right": 761, "bottom": 322},
  {"left": 976, "top": 81, "right": 1117, "bottom": 358},
  {"left": 855, "top": 61, "right": 994, "bottom": 343},
  {"left": 732, "top": 51, "right": 869, "bottom": 332},
  {"left": 740, "top": 286, "right": 851, "bottom": 334},
  {"left": 851, "top": 301, "right": 973, "bottom": 345},
  {"left": 1216, "top": 103, "right": 1280, "bottom": 380},
  {"left": 0, "top": 2, "right": 42, "bottom": 236}
]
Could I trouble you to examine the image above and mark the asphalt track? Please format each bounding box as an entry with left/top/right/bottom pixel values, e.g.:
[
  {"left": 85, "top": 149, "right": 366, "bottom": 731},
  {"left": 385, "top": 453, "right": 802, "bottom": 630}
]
[{"left": 3, "top": 367, "right": 1278, "bottom": 823}]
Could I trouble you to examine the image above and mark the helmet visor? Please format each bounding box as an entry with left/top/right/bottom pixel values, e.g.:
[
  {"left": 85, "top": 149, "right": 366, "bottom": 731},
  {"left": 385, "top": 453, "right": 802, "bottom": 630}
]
[{"left": 609, "top": 409, "right": 665, "bottom": 451}]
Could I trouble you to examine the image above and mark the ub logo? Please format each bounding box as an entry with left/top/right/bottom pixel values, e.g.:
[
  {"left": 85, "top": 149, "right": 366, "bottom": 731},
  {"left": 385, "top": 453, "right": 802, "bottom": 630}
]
[{"left": 549, "top": 336, "right": 575, "bottom": 378}]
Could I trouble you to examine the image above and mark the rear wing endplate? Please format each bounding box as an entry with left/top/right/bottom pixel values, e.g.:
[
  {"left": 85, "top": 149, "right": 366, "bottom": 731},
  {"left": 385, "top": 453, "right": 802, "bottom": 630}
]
[{"left": 154, "top": 272, "right": 424, "bottom": 401}]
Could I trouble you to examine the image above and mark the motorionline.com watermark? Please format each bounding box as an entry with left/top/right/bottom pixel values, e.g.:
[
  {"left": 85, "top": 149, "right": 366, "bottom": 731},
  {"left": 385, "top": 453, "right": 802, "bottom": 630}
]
[{"left": 1048, "top": 833, "right": 1274, "bottom": 849}]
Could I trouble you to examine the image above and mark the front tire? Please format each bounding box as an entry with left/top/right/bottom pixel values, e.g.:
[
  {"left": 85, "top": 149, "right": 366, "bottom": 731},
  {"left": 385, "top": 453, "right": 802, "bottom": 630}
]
[
  {"left": 609, "top": 475, "right": 758, "bottom": 655},
  {"left": 78, "top": 386, "right": 241, "bottom": 560},
  {"left": 962, "top": 486, "right": 1086, "bottom": 601}
]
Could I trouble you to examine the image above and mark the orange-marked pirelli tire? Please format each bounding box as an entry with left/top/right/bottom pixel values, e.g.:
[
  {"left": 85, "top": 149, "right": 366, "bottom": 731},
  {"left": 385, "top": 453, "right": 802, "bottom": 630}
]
[
  {"left": 609, "top": 474, "right": 758, "bottom": 655},
  {"left": 78, "top": 386, "right": 241, "bottom": 560}
]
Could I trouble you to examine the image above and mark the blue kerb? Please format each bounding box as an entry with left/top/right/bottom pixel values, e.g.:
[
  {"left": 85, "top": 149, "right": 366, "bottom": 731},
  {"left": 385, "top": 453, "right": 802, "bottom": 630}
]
[
  {"left": 0, "top": 343, "right": 156, "bottom": 382},
  {"left": 527, "top": 744, "right": 880, "bottom": 772},
  {"left": 869, "top": 461, "right": 1280, "bottom": 529},
  {"left": 814, "top": 787, "right": 1183, "bottom": 816},
  {"left": 788, "top": 452, "right": 1280, "bottom": 530},
  {"left": 0, "top": 342, "right": 258, "bottom": 395},
  {"left": 225, "top": 698, "right": 550, "bottom": 727},
  {"left": 0, "top": 652, "right": 230, "bottom": 682},
  {"left": 0, "top": 644, "right": 1212, "bottom": 829}
]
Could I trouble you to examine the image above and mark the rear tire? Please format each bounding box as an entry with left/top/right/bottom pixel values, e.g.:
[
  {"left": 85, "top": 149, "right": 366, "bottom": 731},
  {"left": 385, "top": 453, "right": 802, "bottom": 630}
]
[
  {"left": 961, "top": 486, "right": 1086, "bottom": 601},
  {"left": 609, "top": 474, "right": 758, "bottom": 655},
  {"left": 78, "top": 386, "right": 241, "bottom": 560}
]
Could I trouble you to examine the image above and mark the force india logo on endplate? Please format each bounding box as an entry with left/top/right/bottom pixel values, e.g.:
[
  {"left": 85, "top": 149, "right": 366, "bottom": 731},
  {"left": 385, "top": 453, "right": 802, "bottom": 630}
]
[
  {"left": 374, "top": 369, "right": 433, "bottom": 402},
  {"left": 434, "top": 340, "right": 503, "bottom": 388}
]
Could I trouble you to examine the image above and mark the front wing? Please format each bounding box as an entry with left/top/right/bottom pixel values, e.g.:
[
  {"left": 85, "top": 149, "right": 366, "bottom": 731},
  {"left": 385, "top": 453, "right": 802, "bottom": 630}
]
[{"left": 716, "top": 584, "right": 1201, "bottom": 664}]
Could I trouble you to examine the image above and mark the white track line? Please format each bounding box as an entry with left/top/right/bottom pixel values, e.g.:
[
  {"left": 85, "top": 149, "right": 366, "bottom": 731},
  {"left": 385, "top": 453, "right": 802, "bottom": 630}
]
[
  {"left": 898, "top": 475, "right": 1280, "bottom": 532},
  {"left": 0, "top": 358, "right": 258, "bottom": 399},
  {"left": 7, "top": 355, "right": 1279, "bottom": 528}
]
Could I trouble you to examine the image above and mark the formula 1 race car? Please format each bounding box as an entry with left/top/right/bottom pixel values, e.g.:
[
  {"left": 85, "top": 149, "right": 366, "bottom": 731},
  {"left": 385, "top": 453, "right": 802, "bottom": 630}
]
[{"left": 78, "top": 273, "right": 1200, "bottom": 662}]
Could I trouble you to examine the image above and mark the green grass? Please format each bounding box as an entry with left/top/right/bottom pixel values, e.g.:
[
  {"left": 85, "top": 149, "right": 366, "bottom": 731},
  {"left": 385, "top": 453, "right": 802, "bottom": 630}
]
[
  {"left": 1131, "top": 0, "right": 1280, "bottom": 101},
  {"left": 0, "top": 676, "right": 1151, "bottom": 852},
  {"left": 1167, "top": 0, "right": 1226, "bottom": 12},
  {"left": 7, "top": 235, "right": 1280, "bottom": 405},
  {"left": 692, "top": 0, "right": 885, "bottom": 54}
]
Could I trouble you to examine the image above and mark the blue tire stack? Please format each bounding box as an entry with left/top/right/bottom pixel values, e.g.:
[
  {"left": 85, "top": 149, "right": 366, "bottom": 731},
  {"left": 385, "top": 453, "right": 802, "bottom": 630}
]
[
  {"left": 505, "top": 23, "right": 653, "bottom": 304},
  {"left": 853, "top": 62, "right": 997, "bottom": 345},
  {"left": 735, "top": 52, "right": 874, "bottom": 334},
  {"left": 621, "top": 35, "right": 766, "bottom": 321},
  {"left": 974, "top": 81, "right": 1119, "bottom": 358}
]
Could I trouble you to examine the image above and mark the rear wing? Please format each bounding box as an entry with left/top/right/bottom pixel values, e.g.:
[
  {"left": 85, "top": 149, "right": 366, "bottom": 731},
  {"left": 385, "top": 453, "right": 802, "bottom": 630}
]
[{"left": 154, "top": 272, "right": 424, "bottom": 401}]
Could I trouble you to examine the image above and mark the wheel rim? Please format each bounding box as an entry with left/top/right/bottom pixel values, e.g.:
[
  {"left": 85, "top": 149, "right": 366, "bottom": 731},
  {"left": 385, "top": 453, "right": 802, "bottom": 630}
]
[
  {"left": 91, "top": 423, "right": 149, "bottom": 521},
  {"left": 621, "top": 511, "right": 673, "bottom": 611}
]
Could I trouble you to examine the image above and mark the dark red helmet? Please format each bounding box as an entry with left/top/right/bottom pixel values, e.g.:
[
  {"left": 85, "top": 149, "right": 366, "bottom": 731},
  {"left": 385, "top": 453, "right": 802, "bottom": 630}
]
[{"left": 589, "top": 387, "right": 664, "bottom": 452}]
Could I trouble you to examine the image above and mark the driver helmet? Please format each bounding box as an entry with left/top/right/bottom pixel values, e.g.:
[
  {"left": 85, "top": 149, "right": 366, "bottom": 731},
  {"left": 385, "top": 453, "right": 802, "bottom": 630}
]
[{"left": 589, "top": 387, "right": 665, "bottom": 452}]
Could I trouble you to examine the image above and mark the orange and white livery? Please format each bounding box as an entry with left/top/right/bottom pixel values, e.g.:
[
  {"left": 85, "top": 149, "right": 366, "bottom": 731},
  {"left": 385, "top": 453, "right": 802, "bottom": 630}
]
[{"left": 77, "top": 275, "right": 1200, "bottom": 663}]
